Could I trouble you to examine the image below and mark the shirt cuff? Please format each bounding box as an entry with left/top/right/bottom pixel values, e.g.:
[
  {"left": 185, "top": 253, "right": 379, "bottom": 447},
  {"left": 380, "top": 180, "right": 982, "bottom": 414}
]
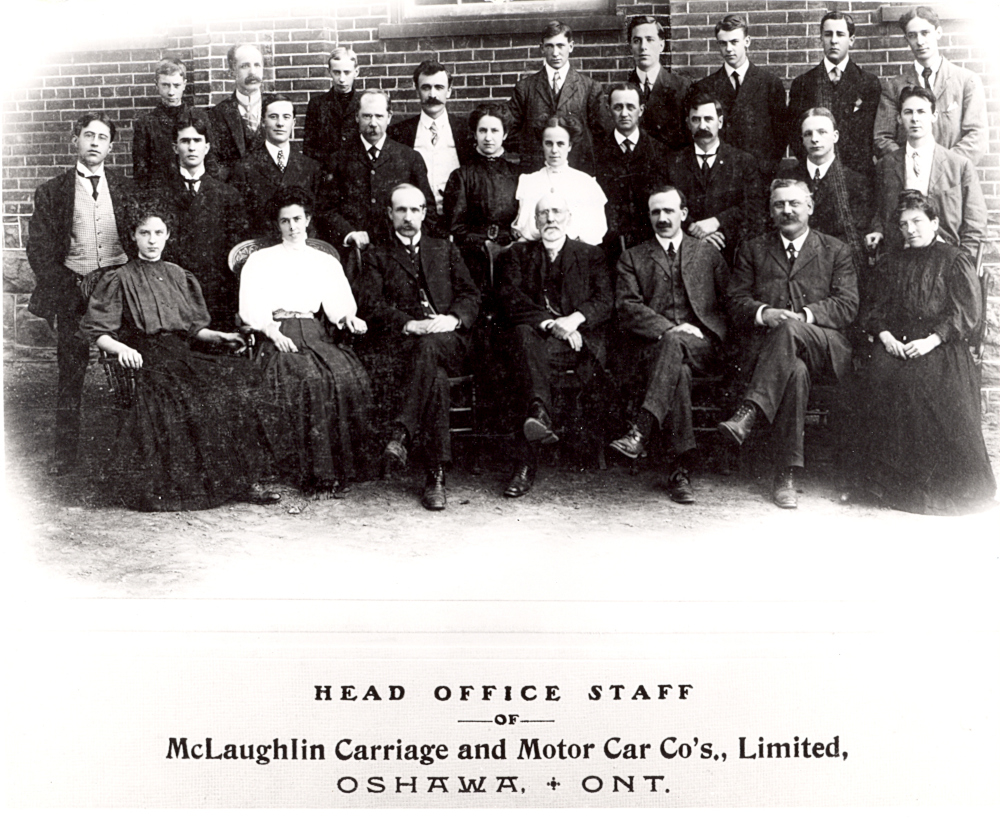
[
  {"left": 754, "top": 304, "right": 768, "bottom": 326},
  {"left": 803, "top": 307, "right": 814, "bottom": 324}
]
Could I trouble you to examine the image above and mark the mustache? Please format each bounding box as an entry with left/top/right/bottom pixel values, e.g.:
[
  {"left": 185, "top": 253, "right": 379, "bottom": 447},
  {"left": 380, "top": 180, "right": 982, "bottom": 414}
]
[
  {"left": 244, "top": 74, "right": 262, "bottom": 84},
  {"left": 424, "top": 98, "right": 443, "bottom": 105},
  {"left": 693, "top": 128, "right": 713, "bottom": 139}
]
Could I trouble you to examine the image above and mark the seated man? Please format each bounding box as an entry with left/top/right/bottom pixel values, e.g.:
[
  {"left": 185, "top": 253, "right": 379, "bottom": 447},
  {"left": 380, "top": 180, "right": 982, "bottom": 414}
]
[
  {"left": 498, "top": 193, "right": 613, "bottom": 498},
  {"left": 719, "top": 179, "right": 858, "bottom": 509},
  {"left": 610, "top": 185, "right": 728, "bottom": 503},
  {"left": 229, "top": 94, "right": 323, "bottom": 239},
  {"left": 356, "top": 184, "right": 481, "bottom": 511}
]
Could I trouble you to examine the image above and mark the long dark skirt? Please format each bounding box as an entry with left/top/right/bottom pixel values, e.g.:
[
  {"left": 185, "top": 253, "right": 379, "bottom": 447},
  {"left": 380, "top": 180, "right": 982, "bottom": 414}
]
[
  {"left": 108, "top": 332, "right": 278, "bottom": 511},
  {"left": 255, "top": 317, "right": 376, "bottom": 486},
  {"left": 851, "top": 342, "right": 996, "bottom": 515}
]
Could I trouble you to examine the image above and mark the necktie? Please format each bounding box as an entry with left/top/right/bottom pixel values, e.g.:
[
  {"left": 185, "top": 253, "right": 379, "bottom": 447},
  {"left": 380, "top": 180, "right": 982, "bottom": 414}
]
[
  {"left": 699, "top": 153, "right": 715, "bottom": 181},
  {"left": 922, "top": 66, "right": 933, "bottom": 90},
  {"left": 786, "top": 244, "right": 797, "bottom": 266},
  {"left": 368, "top": 145, "right": 378, "bottom": 163},
  {"left": 912, "top": 150, "right": 921, "bottom": 179},
  {"left": 245, "top": 102, "right": 259, "bottom": 132},
  {"left": 622, "top": 139, "right": 633, "bottom": 155},
  {"left": 429, "top": 120, "right": 438, "bottom": 146},
  {"left": 731, "top": 71, "right": 741, "bottom": 93},
  {"left": 667, "top": 243, "right": 676, "bottom": 264},
  {"left": 547, "top": 247, "right": 558, "bottom": 263},
  {"left": 829, "top": 65, "right": 841, "bottom": 84},
  {"left": 643, "top": 76, "right": 652, "bottom": 101},
  {"left": 812, "top": 167, "right": 821, "bottom": 191},
  {"left": 87, "top": 175, "right": 100, "bottom": 200},
  {"left": 276, "top": 148, "right": 285, "bottom": 172},
  {"left": 551, "top": 71, "right": 561, "bottom": 97},
  {"left": 185, "top": 178, "right": 199, "bottom": 196},
  {"left": 408, "top": 240, "right": 419, "bottom": 267}
]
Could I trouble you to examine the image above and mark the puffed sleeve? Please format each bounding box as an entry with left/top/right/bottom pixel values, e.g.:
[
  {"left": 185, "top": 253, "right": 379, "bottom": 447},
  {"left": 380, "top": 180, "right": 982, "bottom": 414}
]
[
  {"left": 79, "top": 269, "right": 124, "bottom": 344},
  {"left": 319, "top": 253, "right": 358, "bottom": 327},
  {"left": 933, "top": 249, "right": 980, "bottom": 343},
  {"left": 181, "top": 271, "right": 212, "bottom": 336},
  {"left": 512, "top": 173, "right": 539, "bottom": 242},
  {"left": 238, "top": 251, "right": 280, "bottom": 336},
  {"left": 573, "top": 174, "right": 608, "bottom": 246}
]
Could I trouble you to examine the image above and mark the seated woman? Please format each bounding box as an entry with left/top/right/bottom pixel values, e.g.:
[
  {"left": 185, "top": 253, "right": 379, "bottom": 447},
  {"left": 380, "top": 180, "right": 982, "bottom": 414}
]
[
  {"left": 81, "top": 201, "right": 282, "bottom": 511},
  {"left": 238, "top": 186, "right": 375, "bottom": 494},
  {"left": 511, "top": 116, "right": 607, "bottom": 247},
  {"left": 443, "top": 102, "right": 520, "bottom": 292},
  {"left": 849, "top": 190, "right": 996, "bottom": 514}
]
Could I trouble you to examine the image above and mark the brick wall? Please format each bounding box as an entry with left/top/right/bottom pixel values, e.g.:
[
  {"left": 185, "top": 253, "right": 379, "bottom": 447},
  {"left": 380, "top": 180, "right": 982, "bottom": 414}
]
[{"left": 2, "top": 0, "right": 998, "bottom": 415}]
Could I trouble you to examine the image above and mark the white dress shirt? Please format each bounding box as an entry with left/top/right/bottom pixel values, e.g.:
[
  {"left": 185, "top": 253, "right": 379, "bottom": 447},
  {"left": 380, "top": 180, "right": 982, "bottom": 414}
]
[
  {"left": 265, "top": 139, "right": 289, "bottom": 168},
  {"left": 728, "top": 59, "right": 750, "bottom": 91},
  {"left": 905, "top": 143, "right": 934, "bottom": 194},
  {"left": 913, "top": 55, "right": 943, "bottom": 91},
  {"left": 805, "top": 155, "right": 834, "bottom": 181},
  {"left": 413, "top": 111, "right": 460, "bottom": 215},
  {"left": 823, "top": 56, "right": 849, "bottom": 82},
  {"left": 234, "top": 88, "right": 262, "bottom": 131},
  {"left": 614, "top": 128, "right": 641, "bottom": 153}
]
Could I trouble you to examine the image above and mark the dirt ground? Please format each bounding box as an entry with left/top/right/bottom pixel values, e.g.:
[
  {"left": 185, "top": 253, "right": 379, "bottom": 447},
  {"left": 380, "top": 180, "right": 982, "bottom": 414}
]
[{"left": 4, "top": 356, "right": 999, "bottom": 600}]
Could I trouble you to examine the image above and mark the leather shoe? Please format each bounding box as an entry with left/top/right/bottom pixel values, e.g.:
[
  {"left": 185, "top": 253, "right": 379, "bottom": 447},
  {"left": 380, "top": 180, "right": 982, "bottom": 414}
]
[
  {"left": 718, "top": 401, "right": 758, "bottom": 446},
  {"left": 246, "top": 482, "right": 282, "bottom": 505},
  {"left": 503, "top": 464, "right": 535, "bottom": 498},
  {"left": 383, "top": 427, "right": 409, "bottom": 469},
  {"left": 523, "top": 403, "right": 558, "bottom": 444},
  {"left": 666, "top": 467, "right": 694, "bottom": 504},
  {"left": 609, "top": 424, "right": 646, "bottom": 460},
  {"left": 772, "top": 467, "right": 798, "bottom": 509},
  {"left": 421, "top": 465, "right": 446, "bottom": 511}
]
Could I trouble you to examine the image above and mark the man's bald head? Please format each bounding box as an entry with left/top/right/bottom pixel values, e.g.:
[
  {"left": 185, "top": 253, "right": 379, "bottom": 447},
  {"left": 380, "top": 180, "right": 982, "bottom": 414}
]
[{"left": 534, "top": 193, "right": 572, "bottom": 241}]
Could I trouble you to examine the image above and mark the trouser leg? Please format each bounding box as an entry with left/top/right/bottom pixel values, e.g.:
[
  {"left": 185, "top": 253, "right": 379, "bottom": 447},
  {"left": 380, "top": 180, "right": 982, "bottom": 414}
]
[{"left": 54, "top": 286, "right": 89, "bottom": 465}]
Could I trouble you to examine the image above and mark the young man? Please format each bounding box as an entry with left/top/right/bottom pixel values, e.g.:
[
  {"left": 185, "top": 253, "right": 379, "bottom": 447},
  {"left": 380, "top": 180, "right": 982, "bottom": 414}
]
[
  {"left": 356, "top": 184, "right": 481, "bottom": 511},
  {"left": 132, "top": 58, "right": 220, "bottom": 186},
  {"left": 26, "top": 113, "right": 135, "bottom": 472},
  {"left": 867, "top": 86, "right": 987, "bottom": 258},
  {"left": 229, "top": 94, "right": 324, "bottom": 239},
  {"left": 387, "top": 60, "right": 474, "bottom": 216},
  {"left": 719, "top": 179, "right": 858, "bottom": 509},
  {"left": 508, "top": 20, "right": 613, "bottom": 175},
  {"left": 624, "top": 15, "right": 691, "bottom": 151},
  {"left": 593, "top": 82, "right": 670, "bottom": 258},
  {"left": 666, "top": 90, "right": 765, "bottom": 267},
  {"left": 498, "top": 193, "right": 613, "bottom": 499},
  {"left": 154, "top": 110, "right": 249, "bottom": 329},
  {"left": 786, "top": 10, "right": 880, "bottom": 180},
  {"left": 304, "top": 46, "right": 360, "bottom": 166},
  {"left": 210, "top": 43, "right": 267, "bottom": 180},
  {"left": 610, "top": 185, "right": 728, "bottom": 504},
  {"left": 318, "top": 90, "right": 438, "bottom": 251},
  {"left": 693, "top": 14, "right": 787, "bottom": 177},
  {"left": 873, "top": 5, "right": 986, "bottom": 163}
]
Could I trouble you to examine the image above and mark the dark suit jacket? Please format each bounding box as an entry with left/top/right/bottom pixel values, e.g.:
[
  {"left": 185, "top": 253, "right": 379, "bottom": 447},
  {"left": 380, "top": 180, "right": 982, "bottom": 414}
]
[
  {"left": 693, "top": 62, "right": 787, "bottom": 176},
  {"left": 871, "top": 144, "right": 988, "bottom": 256},
  {"left": 667, "top": 140, "right": 766, "bottom": 259},
  {"left": 210, "top": 93, "right": 266, "bottom": 181},
  {"left": 26, "top": 167, "right": 135, "bottom": 323},
  {"left": 509, "top": 65, "right": 614, "bottom": 175},
  {"left": 873, "top": 57, "right": 987, "bottom": 163},
  {"left": 303, "top": 88, "right": 357, "bottom": 165},
  {"left": 318, "top": 136, "right": 439, "bottom": 248},
  {"left": 786, "top": 60, "right": 880, "bottom": 178},
  {"left": 132, "top": 102, "right": 222, "bottom": 187},
  {"left": 228, "top": 145, "right": 324, "bottom": 239},
  {"left": 627, "top": 67, "right": 691, "bottom": 151},
  {"left": 499, "top": 239, "right": 613, "bottom": 342},
  {"left": 778, "top": 157, "right": 872, "bottom": 242},
  {"left": 387, "top": 112, "right": 475, "bottom": 166},
  {"left": 594, "top": 128, "right": 670, "bottom": 253},
  {"left": 358, "top": 235, "right": 481, "bottom": 336},
  {"left": 727, "top": 229, "right": 858, "bottom": 378},
  {"left": 615, "top": 235, "right": 728, "bottom": 344}
]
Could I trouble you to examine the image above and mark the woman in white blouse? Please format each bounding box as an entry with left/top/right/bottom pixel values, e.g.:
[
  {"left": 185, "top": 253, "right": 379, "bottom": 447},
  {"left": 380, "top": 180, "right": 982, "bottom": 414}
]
[
  {"left": 512, "top": 115, "right": 608, "bottom": 246},
  {"left": 239, "top": 186, "right": 376, "bottom": 493}
]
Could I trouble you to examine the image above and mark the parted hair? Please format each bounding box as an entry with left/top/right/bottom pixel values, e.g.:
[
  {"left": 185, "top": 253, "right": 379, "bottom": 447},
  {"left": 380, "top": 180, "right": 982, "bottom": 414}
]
[
  {"left": 715, "top": 14, "right": 749, "bottom": 38},
  {"left": 626, "top": 15, "right": 665, "bottom": 41},
  {"left": 898, "top": 84, "right": 936, "bottom": 112},
  {"left": 820, "top": 10, "right": 856, "bottom": 37},
  {"left": 648, "top": 184, "right": 687, "bottom": 209},
  {"left": 541, "top": 115, "right": 583, "bottom": 145},
  {"left": 412, "top": 59, "right": 450, "bottom": 86},
  {"left": 895, "top": 189, "right": 938, "bottom": 222},
  {"left": 606, "top": 82, "right": 643, "bottom": 106},
  {"left": 267, "top": 185, "right": 314, "bottom": 222},
  {"left": 541, "top": 20, "right": 573, "bottom": 42},
  {"left": 172, "top": 109, "right": 213, "bottom": 141},
  {"left": 468, "top": 102, "right": 512, "bottom": 136},
  {"left": 127, "top": 195, "right": 177, "bottom": 235},
  {"left": 73, "top": 112, "right": 117, "bottom": 142},
  {"left": 899, "top": 5, "right": 941, "bottom": 32}
]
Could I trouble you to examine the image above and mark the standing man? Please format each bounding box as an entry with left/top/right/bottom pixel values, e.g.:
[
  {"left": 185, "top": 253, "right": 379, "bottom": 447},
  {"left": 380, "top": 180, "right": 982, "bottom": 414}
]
[
  {"left": 26, "top": 113, "right": 135, "bottom": 473},
  {"left": 155, "top": 109, "right": 249, "bottom": 329},
  {"left": 508, "top": 20, "right": 613, "bottom": 175},
  {"left": 693, "top": 14, "right": 787, "bottom": 178},
  {"left": 594, "top": 82, "right": 670, "bottom": 259},
  {"left": 625, "top": 15, "right": 691, "bottom": 151},
  {"left": 873, "top": 6, "right": 986, "bottom": 163},
  {"left": 319, "top": 90, "right": 438, "bottom": 251},
  {"left": 786, "top": 10, "right": 880, "bottom": 180},
  {"left": 718, "top": 179, "right": 858, "bottom": 509},
  {"left": 356, "top": 184, "right": 480, "bottom": 511},
  {"left": 304, "top": 46, "right": 360, "bottom": 166},
  {"left": 667, "top": 90, "right": 765, "bottom": 267},
  {"left": 210, "top": 43, "right": 267, "bottom": 181},
  {"left": 610, "top": 186, "right": 728, "bottom": 504},
  {"left": 498, "top": 193, "right": 613, "bottom": 499},
  {"left": 229, "top": 94, "right": 324, "bottom": 239},
  {"left": 867, "top": 86, "right": 987, "bottom": 258},
  {"left": 387, "top": 60, "right": 473, "bottom": 216}
]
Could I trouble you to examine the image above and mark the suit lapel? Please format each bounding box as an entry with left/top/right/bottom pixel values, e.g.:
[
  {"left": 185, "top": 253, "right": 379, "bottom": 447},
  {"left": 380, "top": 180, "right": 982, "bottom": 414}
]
[
  {"left": 768, "top": 233, "right": 789, "bottom": 273},
  {"left": 792, "top": 232, "right": 819, "bottom": 278},
  {"left": 928, "top": 144, "right": 945, "bottom": 190},
  {"left": 556, "top": 68, "right": 580, "bottom": 112}
]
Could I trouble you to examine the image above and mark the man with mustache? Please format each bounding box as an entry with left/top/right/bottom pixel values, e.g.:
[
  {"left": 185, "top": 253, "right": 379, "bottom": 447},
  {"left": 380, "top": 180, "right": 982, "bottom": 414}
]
[
  {"left": 873, "top": 5, "right": 986, "bottom": 163},
  {"left": 610, "top": 186, "right": 728, "bottom": 504},
  {"left": 498, "top": 193, "right": 613, "bottom": 499},
  {"left": 318, "top": 90, "right": 438, "bottom": 251},
  {"left": 719, "top": 179, "right": 858, "bottom": 509},
  {"left": 210, "top": 43, "right": 267, "bottom": 181},
  {"left": 26, "top": 112, "right": 135, "bottom": 473},
  {"left": 388, "top": 60, "right": 474, "bottom": 216},
  {"left": 667, "top": 89, "right": 765, "bottom": 267}
]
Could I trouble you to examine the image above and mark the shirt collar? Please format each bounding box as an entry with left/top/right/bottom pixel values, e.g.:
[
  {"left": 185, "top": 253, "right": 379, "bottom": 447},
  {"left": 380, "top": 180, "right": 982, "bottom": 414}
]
[
  {"left": 615, "top": 129, "right": 640, "bottom": 147},
  {"left": 75, "top": 161, "right": 103, "bottom": 178},
  {"left": 694, "top": 139, "right": 720, "bottom": 156},
  {"left": 914, "top": 55, "right": 943, "bottom": 78},
  {"left": 783, "top": 229, "right": 810, "bottom": 253},
  {"left": 823, "top": 56, "right": 849, "bottom": 75},
  {"left": 362, "top": 133, "right": 388, "bottom": 153},
  {"left": 541, "top": 235, "right": 567, "bottom": 256},
  {"left": 654, "top": 232, "right": 683, "bottom": 256},
  {"left": 419, "top": 110, "right": 450, "bottom": 132},
  {"left": 234, "top": 88, "right": 261, "bottom": 110},
  {"left": 806, "top": 155, "right": 835, "bottom": 178},
  {"left": 265, "top": 140, "right": 289, "bottom": 164},
  {"left": 635, "top": 63, "right": 660, "bottom": 85},
  {"left": 729, "top": 60, "right": 750, "bottom": 82},
  {"left": 544, "top": 63, "right": 569, "bottom": 83},
  {"left": 178, "top": 165, "right": 205, "bottom": 181},
  {"left": 908, "top": 141, "right": 934, "bottom": 158},
  {"left": 396, "top": 230, "right": 422, "bottom": 247}
]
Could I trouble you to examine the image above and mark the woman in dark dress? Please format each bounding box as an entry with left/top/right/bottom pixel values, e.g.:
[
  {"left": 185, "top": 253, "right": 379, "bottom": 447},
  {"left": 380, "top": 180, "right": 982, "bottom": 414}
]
[
  {"left": 443, "top": 102, "right": 519, "bottom": 293},
  {"left": 238, "top": 187, "right": 376, "bottom": 493},
  {"left": 81, "top": 202, "right": 282, "bottom": 511},
  {"left": 850, "top": 190, "right": 995, "bottom": 514}
]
